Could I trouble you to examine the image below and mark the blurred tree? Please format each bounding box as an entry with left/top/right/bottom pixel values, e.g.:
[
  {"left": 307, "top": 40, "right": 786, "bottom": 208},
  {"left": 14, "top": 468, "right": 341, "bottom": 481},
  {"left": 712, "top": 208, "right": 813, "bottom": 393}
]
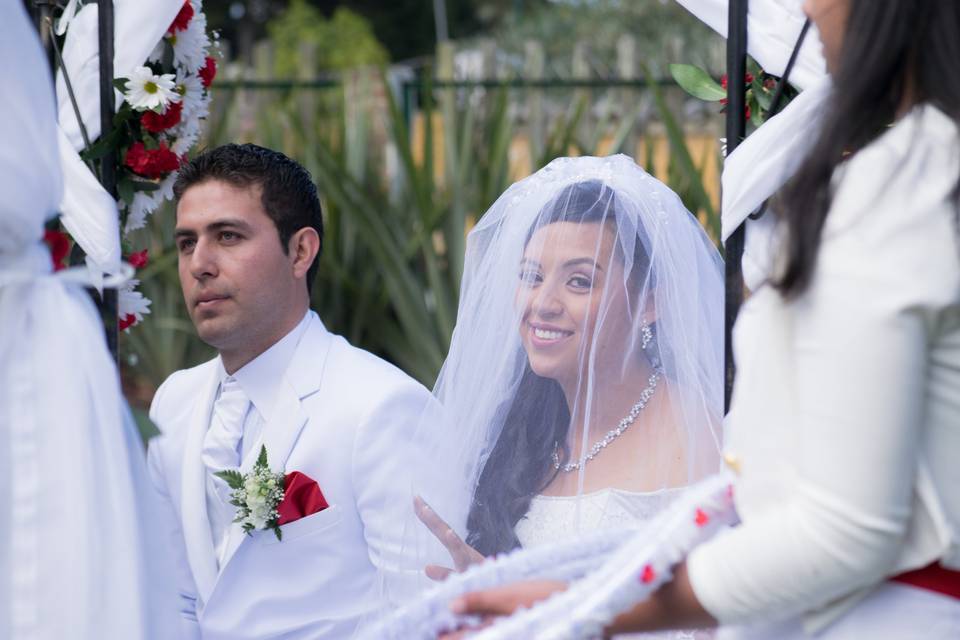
[
  {"left": 474, "top": 0, "right": 723, "bottom": 78},
  {"left": 267, "top": 0, "right": 389, "bottom": 75},
  {"left": 204, "top": 0, "right": 535, "bottom": 64}
]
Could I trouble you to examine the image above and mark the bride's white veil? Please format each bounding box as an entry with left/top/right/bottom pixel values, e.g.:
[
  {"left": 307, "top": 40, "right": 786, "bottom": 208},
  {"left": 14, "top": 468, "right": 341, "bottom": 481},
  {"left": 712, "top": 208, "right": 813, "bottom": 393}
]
[{"left": 374, "top": 154, "right": 723, "bottom": 610}]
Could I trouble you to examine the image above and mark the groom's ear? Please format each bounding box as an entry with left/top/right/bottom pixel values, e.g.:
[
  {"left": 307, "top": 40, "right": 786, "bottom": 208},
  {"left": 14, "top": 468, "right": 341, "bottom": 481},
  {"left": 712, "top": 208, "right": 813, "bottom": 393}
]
[{"left": 289, "top": 227, "right": 321, "bottom": 282}]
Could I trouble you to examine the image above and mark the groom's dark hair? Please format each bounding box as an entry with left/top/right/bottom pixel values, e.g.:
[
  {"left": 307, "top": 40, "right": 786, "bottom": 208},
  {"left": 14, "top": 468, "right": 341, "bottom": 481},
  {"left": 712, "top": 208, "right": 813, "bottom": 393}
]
[{"left": 173, "top": 143, "right": 324, "bottom": 294}]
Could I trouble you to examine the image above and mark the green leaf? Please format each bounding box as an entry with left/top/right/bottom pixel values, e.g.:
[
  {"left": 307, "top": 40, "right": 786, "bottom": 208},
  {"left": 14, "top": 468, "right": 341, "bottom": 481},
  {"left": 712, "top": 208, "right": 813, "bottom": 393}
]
[
  {"left": 273, "top": 525, "right": 283, "bottom": 542},
  {"left": 113, "top": 77, "right": 129, "bottom": 93},
  {"left": 256, "top": 444, "right": 268, "bottom": 469},
  {"left": 750, "top": 96, "right": 764, "bottom": 127},
  {"left": 755, "top": 86, "right": 773, "bottom": 111},
  {"left": 80, "top": 127, "right": 122, "bottom": 161},
  {"left": 215, "top": 469, "right": 244, "bottom": 490},
  {"left": 669, "top": 64, "right": 727, "bottom": 102},
  {"left": 118, "top": 177, "right": 136, "bottom": 206},
  {"left": 131, "top": 180, "right": 161, "bottom": 192}
]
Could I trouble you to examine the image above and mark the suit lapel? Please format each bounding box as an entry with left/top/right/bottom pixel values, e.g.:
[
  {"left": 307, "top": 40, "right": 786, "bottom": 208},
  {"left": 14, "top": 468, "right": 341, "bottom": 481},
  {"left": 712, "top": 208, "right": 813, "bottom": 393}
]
[
  {"left": 214, "top": 315, "right": 333, "bottom": 576},
  {"left": 179, "top": 364, "right": 221, "bottom": 603}
]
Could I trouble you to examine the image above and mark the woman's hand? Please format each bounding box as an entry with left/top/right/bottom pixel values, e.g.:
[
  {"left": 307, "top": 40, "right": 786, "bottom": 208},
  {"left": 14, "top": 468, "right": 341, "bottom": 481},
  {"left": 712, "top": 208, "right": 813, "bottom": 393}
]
[
  {"left": 414, "top": 496, "right": 485, "bottom": 580},
  {"left": 437, "top": 580, "right": 568, "bottom": 638}
]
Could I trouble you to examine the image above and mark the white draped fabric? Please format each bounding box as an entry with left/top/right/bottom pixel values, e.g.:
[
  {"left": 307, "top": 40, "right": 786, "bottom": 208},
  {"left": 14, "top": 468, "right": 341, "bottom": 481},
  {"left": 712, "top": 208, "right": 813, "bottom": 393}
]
[
  {"left": 674, "top": 0, "right": 831, "bottom": 289},
  {"left": 0, "top": 5, "right": 177, "bottom": 639},
  {"left": 54, "top": 0, "right": 183, "bottom": 273}
]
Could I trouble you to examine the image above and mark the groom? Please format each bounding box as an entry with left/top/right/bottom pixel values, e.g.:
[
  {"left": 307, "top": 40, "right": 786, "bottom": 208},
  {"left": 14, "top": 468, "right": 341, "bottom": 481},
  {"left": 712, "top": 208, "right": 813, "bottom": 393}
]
[{"left": 147, "top": 144, "right": 433, "bottom": 639}]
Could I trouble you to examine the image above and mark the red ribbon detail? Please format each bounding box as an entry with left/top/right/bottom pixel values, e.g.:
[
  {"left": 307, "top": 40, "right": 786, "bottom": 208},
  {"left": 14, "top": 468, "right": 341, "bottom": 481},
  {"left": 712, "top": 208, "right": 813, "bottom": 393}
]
[
  {"left": 640, "top": 564, "right": 656, "bottom": 584},
  {"left": 276, "top": 471, "right": 328, "bottom": 526},
  {"left": 695, "top": 508, "right": 710, "bottom": 527}
]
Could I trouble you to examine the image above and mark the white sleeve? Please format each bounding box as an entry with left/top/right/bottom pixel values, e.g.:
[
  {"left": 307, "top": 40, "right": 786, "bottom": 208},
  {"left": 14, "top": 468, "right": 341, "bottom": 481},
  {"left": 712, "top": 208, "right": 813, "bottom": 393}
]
[
  {"left": 147, "top": 380, "right": 202, "bottom": 640},
  {"left": 688, "top": 131, "right": 960, "bottom": 623},
  {"left": 351, "top": 377, "right": 437, "bottom": 602}
]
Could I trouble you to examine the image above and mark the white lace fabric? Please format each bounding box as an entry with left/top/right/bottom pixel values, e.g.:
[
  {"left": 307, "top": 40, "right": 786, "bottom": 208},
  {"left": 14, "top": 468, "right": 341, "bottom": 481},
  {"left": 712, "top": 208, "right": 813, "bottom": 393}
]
[{"left": 515, "top": 487, "right": 685, "bottom": 548}]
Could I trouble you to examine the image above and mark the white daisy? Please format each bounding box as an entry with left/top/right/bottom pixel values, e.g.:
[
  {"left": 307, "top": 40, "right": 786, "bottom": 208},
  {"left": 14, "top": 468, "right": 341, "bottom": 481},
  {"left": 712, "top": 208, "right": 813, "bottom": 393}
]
[
  {"left": 123, "top": 192, "right": 155, "bottom": 235},
  {"left": 170, "top": 9, "right": 209, "bottom": 73},
  {"left": 124, "top": 66, "right": 180, "bottom": 112},
  {"left": 118, "top": 279, "right": 152, "bottom": 330},
  {"left": 172, "top": 120, "right": 201, "bottom": 156},
  {"left": 176, "top": 72, "right": 205, "bottom": 120}
]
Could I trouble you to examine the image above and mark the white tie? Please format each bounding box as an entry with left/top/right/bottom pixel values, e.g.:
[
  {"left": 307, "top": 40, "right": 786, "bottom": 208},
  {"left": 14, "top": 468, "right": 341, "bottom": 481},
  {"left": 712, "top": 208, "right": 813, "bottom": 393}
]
[
  {"left": 201, "top": 376, "right": 249, "bottom": 565},
  {"left": 202, "top": 376, "right": 249, "bottom": 483}
]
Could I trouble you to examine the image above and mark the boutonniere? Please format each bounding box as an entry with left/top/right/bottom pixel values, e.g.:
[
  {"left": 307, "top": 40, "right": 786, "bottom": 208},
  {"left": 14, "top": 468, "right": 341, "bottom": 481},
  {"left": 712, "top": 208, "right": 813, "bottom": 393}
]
[
  {"left": 216, "top": 446, "right": 330, "bottom": 542},
  {"left": 216, "top": 445, "right": 286, "bottom": 540}
]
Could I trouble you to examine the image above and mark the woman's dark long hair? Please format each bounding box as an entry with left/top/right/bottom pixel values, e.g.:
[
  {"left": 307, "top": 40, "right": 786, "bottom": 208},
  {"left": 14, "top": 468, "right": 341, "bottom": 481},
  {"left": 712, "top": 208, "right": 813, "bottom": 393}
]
[
  {"left": 465, "top": 180, "right": 651, "bottom": 555},
  {"left": 776, "top": 0, "right": 960, "bottom": 297}
]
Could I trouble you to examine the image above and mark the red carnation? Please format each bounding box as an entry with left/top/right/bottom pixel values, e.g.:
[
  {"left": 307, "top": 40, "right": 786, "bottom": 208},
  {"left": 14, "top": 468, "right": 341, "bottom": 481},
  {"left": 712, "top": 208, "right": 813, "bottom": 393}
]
[
  {"left": 124, "top": 142, "right": 181, "bottom": 180},
  {"left": 745, "top": 72, "right": 755, "bottom": 84},
  {"left": 140, "top": 101, "right": 183, "bottom": 133},
  {"left": 720, "top": 74, "right": 727, "bottom": 90},
  {"left": 169, "top": 1, "right": 194, "bottom": 33},
  {"left": 119, "top": 314, "right": 138, "bottom": 332},
  {"left": 199, "top": 56, "right": 217, "bottom": 89},
  {"left": 745, "top": 104, "right": 752, "bottom": 120},
  {"left": 43, "top": 229, "right": 70, "bottom": 272},
  {"left": 128, "top": 249, "right": 149, "bottom": 270}
]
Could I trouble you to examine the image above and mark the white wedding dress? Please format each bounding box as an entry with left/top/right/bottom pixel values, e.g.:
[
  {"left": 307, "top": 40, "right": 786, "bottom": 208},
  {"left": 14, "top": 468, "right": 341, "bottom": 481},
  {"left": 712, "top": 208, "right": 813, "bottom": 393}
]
[
  {"left": 515, "top": 487, "right": 684, "bottom": 548},
  {"left": 516, "top": 487, "right": 710, "bottom": 640}
]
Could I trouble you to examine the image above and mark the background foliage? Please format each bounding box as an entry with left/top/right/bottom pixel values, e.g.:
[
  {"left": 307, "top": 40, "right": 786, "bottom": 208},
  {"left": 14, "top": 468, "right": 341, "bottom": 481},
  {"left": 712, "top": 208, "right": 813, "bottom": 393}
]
[{"left": 122, "top": 1, "right": 725, "bottom": 405}]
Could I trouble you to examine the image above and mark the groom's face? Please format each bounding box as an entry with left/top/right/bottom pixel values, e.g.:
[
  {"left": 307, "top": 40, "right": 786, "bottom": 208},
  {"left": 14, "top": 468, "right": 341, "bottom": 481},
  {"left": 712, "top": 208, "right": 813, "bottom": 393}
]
[{"left": 174, "top": 179, "right": 303, "bottom": 363}]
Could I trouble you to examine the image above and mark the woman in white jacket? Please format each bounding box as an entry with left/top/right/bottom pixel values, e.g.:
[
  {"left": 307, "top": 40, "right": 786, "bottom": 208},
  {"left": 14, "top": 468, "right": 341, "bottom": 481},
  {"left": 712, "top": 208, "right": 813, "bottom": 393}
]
[{"left": 447, "top": 1, "right": 960, "bottom": 637}]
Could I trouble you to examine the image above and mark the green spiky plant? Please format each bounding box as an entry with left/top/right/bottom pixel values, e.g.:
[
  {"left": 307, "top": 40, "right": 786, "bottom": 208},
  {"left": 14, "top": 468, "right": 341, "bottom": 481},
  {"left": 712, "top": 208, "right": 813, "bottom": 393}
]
[{"left": 122, "top": 69, "right": 721, "bottom": 398}]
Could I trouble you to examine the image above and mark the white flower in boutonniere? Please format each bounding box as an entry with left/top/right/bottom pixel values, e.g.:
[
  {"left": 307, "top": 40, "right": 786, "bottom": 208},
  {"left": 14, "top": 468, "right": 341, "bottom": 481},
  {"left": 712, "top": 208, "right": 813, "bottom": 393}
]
[{"left": 215, "top": 445, "right": 286, "bottom": 541}]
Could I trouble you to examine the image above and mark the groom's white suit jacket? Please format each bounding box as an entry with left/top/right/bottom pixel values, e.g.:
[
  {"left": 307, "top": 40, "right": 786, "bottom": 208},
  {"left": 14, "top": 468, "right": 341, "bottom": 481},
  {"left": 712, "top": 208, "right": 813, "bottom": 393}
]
[{"left": 147, "top": 312, "right": 433, "bottom": 639}]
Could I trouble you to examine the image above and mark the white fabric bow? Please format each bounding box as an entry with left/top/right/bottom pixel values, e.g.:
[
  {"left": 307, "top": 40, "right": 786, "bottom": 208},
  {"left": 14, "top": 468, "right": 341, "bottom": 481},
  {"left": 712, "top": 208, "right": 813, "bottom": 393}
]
[
  {"left": 54, "top": 0, "right": 184, "bottom": 278},
  {"left": 674, "top": 0, "right": 832, "bottom": 289}
]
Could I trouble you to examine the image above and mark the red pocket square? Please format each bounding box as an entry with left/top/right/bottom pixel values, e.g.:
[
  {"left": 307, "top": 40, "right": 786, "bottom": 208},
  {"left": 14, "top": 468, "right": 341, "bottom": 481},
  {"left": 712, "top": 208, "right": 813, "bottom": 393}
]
[{"left": 277, "top": 471, "right": 329, "bottom": 526}]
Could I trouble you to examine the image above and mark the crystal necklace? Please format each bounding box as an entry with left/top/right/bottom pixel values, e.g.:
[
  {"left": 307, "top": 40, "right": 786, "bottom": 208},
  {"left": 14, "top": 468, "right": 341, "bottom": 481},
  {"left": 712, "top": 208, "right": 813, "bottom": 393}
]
[{"left": 551, "top": 369, "right": 661, "bottom": 473}]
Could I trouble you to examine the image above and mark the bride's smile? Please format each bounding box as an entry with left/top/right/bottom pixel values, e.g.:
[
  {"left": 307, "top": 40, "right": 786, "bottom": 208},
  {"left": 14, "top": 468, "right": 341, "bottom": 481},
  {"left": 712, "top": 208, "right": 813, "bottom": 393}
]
[{"left": 516, "top": 219, "right": 631, "bottom": 393}]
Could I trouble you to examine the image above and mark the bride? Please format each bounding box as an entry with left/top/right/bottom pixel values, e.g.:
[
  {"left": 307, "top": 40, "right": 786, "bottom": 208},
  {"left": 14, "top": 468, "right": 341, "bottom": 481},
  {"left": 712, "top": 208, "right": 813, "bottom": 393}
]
[{"left": 397, "top": 155, "right": 723, "bottom": 622}]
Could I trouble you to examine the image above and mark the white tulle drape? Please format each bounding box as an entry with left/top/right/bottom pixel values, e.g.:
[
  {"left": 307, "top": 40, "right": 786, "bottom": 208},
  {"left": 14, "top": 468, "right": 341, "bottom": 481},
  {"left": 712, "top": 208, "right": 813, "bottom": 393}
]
[
  {"left": 675, "top": 0, "right": 831, "bottom": 289},
  {"left": 54, "top": 0, "right": 183, "bottom": 274},
  {"left": 0, "top": 5, "right": 177, "bottom": 639}
]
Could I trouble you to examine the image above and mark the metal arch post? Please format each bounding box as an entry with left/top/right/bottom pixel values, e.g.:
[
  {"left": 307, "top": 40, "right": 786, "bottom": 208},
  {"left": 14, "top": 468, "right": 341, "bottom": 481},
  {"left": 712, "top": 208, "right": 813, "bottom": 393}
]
[
  {"left": 98, "top": 0, "right": 119, "bottom": 363},
  {"left": 724, "top": 0, "right": 748, "bottom": 414}
]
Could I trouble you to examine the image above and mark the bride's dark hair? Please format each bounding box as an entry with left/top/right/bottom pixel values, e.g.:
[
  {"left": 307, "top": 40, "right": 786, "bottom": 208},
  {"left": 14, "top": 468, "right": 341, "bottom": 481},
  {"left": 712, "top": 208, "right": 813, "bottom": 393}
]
[
  {"left": 465, "top": 179, "right": 652, "bottom": 555},
  {"left": 776, "top": 0, "right": 960, "bottom": 297}
]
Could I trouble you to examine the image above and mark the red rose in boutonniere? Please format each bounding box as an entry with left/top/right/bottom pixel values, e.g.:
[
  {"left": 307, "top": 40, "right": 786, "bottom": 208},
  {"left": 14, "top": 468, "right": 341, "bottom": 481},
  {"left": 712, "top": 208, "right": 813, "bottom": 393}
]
[{"left": 216, "top": 446, "right": 328, "bottom": 540}]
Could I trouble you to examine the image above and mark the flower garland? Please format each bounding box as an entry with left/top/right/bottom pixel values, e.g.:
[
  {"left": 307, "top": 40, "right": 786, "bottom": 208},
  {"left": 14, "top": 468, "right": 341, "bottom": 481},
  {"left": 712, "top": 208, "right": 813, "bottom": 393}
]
[
  {"left": 70, "top": 0, "right": 217, "bottom": 332},
  {"left": 360, "top": 473, "right": 738, "bottom": 640},
  {"left": 670, "top": 61, "right": 800, "bottom": 130}
]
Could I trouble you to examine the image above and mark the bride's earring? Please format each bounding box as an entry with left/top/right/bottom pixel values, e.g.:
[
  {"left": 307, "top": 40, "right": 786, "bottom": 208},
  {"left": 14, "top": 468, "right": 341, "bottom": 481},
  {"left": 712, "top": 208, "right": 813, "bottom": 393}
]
[{"left": 641, "top": 319, "right": 654, "bottom": 350}]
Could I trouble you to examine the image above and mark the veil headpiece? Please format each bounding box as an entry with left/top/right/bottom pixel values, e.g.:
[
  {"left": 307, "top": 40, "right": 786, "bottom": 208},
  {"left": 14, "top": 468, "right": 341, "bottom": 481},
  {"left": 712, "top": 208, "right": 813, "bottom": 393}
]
[{"left": 376, "top": 154, "right": 723, "bottom": 604}]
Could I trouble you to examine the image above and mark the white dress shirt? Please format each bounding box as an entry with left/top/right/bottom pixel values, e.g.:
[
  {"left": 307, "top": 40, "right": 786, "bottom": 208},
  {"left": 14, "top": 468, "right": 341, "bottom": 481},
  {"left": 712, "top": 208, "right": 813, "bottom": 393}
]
[
  {"left": 205, "top": 311, "right": 311, "bottom": 567},
  {"left": 688, "top": 105, "right": 960, "bottom": 633}
]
